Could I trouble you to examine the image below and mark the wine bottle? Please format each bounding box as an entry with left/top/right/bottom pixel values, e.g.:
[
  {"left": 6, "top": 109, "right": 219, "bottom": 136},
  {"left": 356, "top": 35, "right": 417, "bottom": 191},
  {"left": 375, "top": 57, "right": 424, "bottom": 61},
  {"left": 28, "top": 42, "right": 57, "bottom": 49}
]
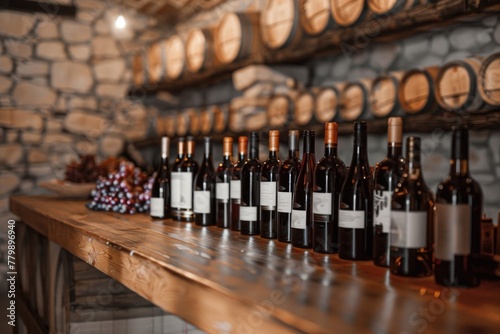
[
  {"left": 261, "top": 130, "right": 281, "bottom": 239},
  {"left": 178, "top": 136, "right": 198, "bottom": 222},
  {"left": 240, "top": 132, "right": 261, "bottom": 235},
  {"left": 291, "top": 130, "right": 316, "bottom": 248},
  {"left": 313, "top": 123, "right": 346, "bottom": 254},
  {"left": 216, "top": 137, "right": 233, "bottom": 228},
  {"left": 435, "top": 126, "right": 483, "bottom": 287},
  {"left": 170, "top": 137, "right": 185, "bottom": 220},
  {"left": 231, "top": 136, "right": 248, "bottom": 231},
  {"left": 339, "top": 121, "right": 373, "bottom": 260},
  {"left": 150, "top": 136, "right": 170, "bottom": 219},
  {"left": 373, "top": 117, "right": 404, "bottom": 267},
  {"left": 194, "top": 137, "right": 216, "bottom": 226},
  {"left": 390, "top": 137, "right": 434, "bottom": 277},
  {"left": 277, "top": 130, "right": 300, "bottom": 243}
]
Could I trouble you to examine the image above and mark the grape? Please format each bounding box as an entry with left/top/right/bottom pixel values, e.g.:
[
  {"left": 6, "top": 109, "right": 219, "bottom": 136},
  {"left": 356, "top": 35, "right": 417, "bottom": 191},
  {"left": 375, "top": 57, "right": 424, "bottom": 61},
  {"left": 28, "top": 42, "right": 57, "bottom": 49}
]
[{"left": 86, "top": 161, "right": 155, "bottom": 215}]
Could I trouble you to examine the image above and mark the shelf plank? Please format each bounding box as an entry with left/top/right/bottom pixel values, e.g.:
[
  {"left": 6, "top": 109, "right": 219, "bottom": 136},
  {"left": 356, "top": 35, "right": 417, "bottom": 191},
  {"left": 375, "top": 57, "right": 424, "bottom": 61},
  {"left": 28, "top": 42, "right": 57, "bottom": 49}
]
[
  {"left": 129, "top": 0, "right": 500, "bottom": 95},
  {"left": 10, "top": 195, "right": 500, "bottom": 333}
]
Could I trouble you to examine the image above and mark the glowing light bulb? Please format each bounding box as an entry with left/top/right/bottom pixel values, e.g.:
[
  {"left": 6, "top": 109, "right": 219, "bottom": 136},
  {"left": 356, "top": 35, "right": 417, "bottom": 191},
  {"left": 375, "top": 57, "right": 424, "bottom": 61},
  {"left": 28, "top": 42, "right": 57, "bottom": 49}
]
[{"left": 115, "top": 15, "right": 126, "bottom": 29}]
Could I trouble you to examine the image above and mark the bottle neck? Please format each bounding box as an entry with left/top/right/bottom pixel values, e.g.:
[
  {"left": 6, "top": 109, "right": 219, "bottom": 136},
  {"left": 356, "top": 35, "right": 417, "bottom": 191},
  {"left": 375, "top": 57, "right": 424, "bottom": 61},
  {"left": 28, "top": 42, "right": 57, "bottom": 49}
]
[
  {"left": 387, "top": 143, "right": 402, "bottom": 159},
  {"left": 160, "top": 157, "right": 168, "bottom": 166},
  {"left": 288, "top": 149, "right": 299, "bottom": 159},
  {"left": 407, "top": 149, "right": 422, "bottom": 180},
  {"left": 268, "top": 149, "right": 278, "bottom": 158},
  {"left": 223, "top": 154, "right": 232, "bottom": 162},
  {"left": 451, "top": 130, "right": 469, "bottom": 177},
  {"left": 238, "top": 152, "right": 247, "bottom": 162},
  {"left": 324, "top": 144, "right": 337, "bottom": 157},
  {"left": 451, "top": 159, "right": 469, "bottom": 177}
]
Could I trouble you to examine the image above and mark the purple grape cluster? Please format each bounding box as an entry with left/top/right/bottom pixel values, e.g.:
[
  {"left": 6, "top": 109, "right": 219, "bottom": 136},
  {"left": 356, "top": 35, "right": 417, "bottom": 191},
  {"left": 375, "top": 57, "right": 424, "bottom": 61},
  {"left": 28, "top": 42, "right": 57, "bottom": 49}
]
[{"left": 86, "top": 161, "right": 154, "bottom": 214}]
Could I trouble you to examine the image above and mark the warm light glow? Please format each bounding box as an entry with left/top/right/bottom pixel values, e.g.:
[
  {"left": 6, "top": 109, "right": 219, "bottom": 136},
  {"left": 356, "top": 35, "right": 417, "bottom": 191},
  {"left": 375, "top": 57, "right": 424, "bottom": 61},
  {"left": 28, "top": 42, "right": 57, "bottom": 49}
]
[{"left": 115, "top": 14, "right": 126, "bottom": 29}]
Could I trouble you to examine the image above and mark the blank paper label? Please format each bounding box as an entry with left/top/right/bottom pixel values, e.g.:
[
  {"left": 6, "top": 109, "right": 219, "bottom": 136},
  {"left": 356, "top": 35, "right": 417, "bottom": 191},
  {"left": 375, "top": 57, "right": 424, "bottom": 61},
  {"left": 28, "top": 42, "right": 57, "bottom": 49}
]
[
  {"left": 150, "top": 197, "right": 164, "bottom": 217},
  {"left": 231, "top": 180, "right": 241, "bottom": 200},
  {"left": 260, "top": 181, "right": 277, "bottom": 207},
  {"left": 194, "top": 191, "right": 211, "bottom": 214},
  {"left": 292, "top": 210, "right": 307, "bottom": 229},
  {"left": 390, "top": 211, "right": 427, "bottom": 248},
  {"left": 277, "top": 192, "right": 292, "bottom": 213},
  {"left": 170, "top": 172, "right": 181, "bottom": 208},
  {"left": 374, "top": 190, "right": 392, "bottom": 233},
  {"left": 179, "top": 172, "right": 193, "bottom": 209},
  {"left": 313, "top": 192, "right": 332, "bottom": 215},
  {"left": 339, "top": 210, "right": 365, "bottom": 229},
  {"left": 435, "top": 203, "right": 471, "bottom": 261},
  {"left": 240, "top": 206, "right": 257, "bottom": 221},
  {"left": 216, "top": 183, "right": 229, "bottom": 201}
]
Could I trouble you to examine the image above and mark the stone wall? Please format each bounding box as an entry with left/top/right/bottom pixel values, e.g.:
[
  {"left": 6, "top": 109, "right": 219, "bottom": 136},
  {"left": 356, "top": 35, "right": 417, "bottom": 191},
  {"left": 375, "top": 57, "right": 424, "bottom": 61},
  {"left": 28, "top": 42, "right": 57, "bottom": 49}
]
[{"left": 0, "top": 0, "right": 170, "bottom": 271}]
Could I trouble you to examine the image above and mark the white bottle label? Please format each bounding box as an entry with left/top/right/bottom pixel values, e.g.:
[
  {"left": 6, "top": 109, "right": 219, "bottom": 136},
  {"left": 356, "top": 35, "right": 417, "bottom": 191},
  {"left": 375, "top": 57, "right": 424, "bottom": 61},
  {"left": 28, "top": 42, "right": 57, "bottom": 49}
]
[
  {"left": 339, "top": 210, "right": 365, "bottom": 229},
  {"left": 277, "top": 192, "right": 292, "bottom": 213},
  {"left": 260, "top": 181, "right": 277, "bottom": 207},
  {"left": 240, "top": 206, "right": 257, "bottom": 221},
  {"left": 216, "top": 183, "right": 229, "bottom": 201},
  {"left": 390, "top": 211, "right": 427, "bottom": 248},
  {"left": 170, "top": 172, "right": 181, "bottom": 208},
  {"left": 292, "top": 210, "right": 307, "bottom": 229},
  {"left": 150, "top": 197, "right": 164, "bottom": 217},
  {"left": 230, "top": 180, "right": 241, "bottom": 200},
  {"left": 194, "top": 191, "right": 211, "bottom": 214},
  {"left": 179, "top": 172, "right": 193, "bottom": 209},
  {"left": 313, "top": 192, "right": 332, "bottom": 215},
  {"left": 374, "top": 190, "right": 392, "bottom": 233},
  {"left": 434, "top": 203, "right": 471, "bottom": 261}
]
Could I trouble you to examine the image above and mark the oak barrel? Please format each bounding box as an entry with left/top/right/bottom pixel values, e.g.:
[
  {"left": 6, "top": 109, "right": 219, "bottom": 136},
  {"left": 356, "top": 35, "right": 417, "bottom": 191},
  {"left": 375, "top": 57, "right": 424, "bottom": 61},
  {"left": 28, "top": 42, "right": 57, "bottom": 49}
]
[
  {"left": 147, "top": 42, "right": 164, "bottom": 84},
  {"left": 398, "top": 67, "right": 439, "bottom": 114},
  {"left": 299, "top": 0, "right": 333, "bottom": 36},
  {"left": 176, "top": 111, "right": 189, "bottom": 136},
  {"left": 132, "top": 52, "right": 146, "bottom": 87},
  {"left": 261, "top": 0, "right": 302, "bottom": 49},
  {"left": 199, "top": 107, "right": 214, "bottom": 135},
  {"left": 213, "top": 104, "right": 229, "bottom": 133},
  {"left": 214, "top": 12, "right": 260, "bottom": 64},
  {"left": 268, "top": 94, "right": 292, "bottom": 127},
  {"left": 339, "top": 79, "right": 372, "bottom": 121},
  {"left": 478, "top": 52, "right": 500, "bottom": 107},
  {"left": 186, "top": 28, "right": 214, "bottom": 73},
  {"left": 370, "top": 71, "right": 404, "bottom": 118},
  {"left": 367, "top": 0, "right": 419, "bottom": 16},
  {"left": 315, "top": 86, "right": 340, "bottom": 123},
  {"left": 293, "top": 90, "right": 314, "bottom": 126},
  {"left": 330, "top": 0, "right": 369, "bottom": 27},
  {"left": 165, "top": 114, "right": 177, "bottom": 138},
  {"left": 165, "top": 35, "right": 186, "bottom": 80},
  {"left": 435, "top": 57, "right": 484, "bottom": 112}
]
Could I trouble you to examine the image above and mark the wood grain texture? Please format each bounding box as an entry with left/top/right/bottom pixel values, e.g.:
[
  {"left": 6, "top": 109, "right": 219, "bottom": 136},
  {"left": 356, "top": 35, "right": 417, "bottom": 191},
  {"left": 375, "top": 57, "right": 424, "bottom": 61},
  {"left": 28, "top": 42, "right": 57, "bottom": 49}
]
[{"left": 11, "top": 196, "right": 500, "bottom": 334}]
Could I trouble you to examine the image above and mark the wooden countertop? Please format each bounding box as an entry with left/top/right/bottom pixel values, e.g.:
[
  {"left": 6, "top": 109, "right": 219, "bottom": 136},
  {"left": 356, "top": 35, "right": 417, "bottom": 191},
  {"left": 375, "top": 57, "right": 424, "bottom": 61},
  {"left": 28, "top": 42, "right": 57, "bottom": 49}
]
[{"left": 10, "top": 195, "right": 500, "bottom": 333}]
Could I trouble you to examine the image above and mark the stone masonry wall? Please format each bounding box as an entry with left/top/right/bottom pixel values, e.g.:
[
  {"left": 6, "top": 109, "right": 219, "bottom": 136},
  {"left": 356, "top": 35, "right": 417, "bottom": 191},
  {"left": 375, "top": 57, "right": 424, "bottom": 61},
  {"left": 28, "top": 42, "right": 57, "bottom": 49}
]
[{"left": 0, "top": 0, "right": 171, "bottom": 271}]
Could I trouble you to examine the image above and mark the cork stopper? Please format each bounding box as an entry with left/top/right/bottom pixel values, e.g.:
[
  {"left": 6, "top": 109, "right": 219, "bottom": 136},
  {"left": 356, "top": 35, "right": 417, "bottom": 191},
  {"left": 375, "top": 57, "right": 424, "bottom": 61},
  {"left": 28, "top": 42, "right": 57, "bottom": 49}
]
[
  {"left": 387, "top": 117, "right": 403, "bottom": 144},
  {"left": 238, "top": 136, "right": 248, "bottom": 155},
  {"left": 324, "top": 122, "right": 338, "bottom": 146},
  {"left": 223, "top": 137, "right": 233, "bottom": 156},
  {"left": 269, "top": 130, "right": 280, "bottom": 152}
]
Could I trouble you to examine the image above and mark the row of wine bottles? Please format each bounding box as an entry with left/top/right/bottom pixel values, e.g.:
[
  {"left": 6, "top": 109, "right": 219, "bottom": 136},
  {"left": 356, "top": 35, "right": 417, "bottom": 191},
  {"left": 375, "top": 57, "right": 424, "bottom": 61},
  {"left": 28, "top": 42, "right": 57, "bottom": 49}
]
[{"left": 150, "top": 119, "right": 483, "bottom": 287}]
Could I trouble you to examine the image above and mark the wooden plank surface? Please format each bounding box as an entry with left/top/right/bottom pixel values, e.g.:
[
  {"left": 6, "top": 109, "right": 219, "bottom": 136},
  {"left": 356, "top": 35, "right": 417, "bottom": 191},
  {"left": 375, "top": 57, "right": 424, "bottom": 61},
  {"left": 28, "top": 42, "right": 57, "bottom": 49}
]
[{"left": 10, "top": 195, "right": 500, "bottom": 334}]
